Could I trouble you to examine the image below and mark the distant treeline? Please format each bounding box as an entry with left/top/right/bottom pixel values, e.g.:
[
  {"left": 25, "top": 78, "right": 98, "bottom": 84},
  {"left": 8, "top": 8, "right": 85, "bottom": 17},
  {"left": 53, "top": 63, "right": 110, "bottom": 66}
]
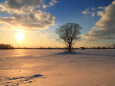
[
  {"left": 0, "top": 44, "right": 14, "bottom": 49},
  {"left": 0, "top": 44, "right": 115, "bottom": 49},
  {"left": 14, "top": 47, "right": 115, "bottom": 49},
  {"left": 87, "top": 47, "right": 115, "bottom": 49}
]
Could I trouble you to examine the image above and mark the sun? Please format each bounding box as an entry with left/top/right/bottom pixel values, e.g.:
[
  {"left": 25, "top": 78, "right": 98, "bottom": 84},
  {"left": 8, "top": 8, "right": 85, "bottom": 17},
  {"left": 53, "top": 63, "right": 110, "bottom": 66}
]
[{"left": 16, "top": 32, "right": 24, "bottom": 41}]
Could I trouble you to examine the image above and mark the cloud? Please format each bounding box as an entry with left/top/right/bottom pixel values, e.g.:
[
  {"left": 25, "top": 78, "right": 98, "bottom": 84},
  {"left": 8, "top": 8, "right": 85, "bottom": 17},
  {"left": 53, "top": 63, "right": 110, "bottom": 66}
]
[
  {"left": 82, "top": 7, "right": 105, "bottom": 17},
  {"left": 91, "top": 12, "right": 95, "bottom": 17},
  {"left": 98, "top": 6, "right": 105, "bottom": 10},
  {"left": 0, "top": 0, "right": 57, "bottom": 30},
  {"left": 82, "top": 8, "right": 90, "bottom": 15},
  {"left": 83, "top": 1, "right": 115, "bottom": 40},
  {"left": 4, "top": 0, "right": 42, "bottom": 9},
  {"left": 42, "top": 4, "right": 47, "bottom": 9},
  {"left": 49, "top": 0, "right": 57, "bottom": 6},
  {"left": 0, "top": 7, "right": 3, "bottom": 13},
  {"left": 42, "top": 0, "right": 58, "bottom": 9},
  {"left": 82, "top": 8, "right": 96, "bottom": 17},
  {"left": 91, "top": 7, "right": 95, "bottom": 11}
]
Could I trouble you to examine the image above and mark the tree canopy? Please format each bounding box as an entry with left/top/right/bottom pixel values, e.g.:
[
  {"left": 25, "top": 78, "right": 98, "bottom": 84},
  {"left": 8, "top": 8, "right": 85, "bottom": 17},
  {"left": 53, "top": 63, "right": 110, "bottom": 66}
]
[{"left": 56, "top": 23, "right": 81, "bottom": 52}]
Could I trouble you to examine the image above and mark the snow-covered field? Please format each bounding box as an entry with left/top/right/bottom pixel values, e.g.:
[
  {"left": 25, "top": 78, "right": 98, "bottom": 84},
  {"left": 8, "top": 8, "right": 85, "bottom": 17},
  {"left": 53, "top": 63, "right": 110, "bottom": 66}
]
[{"left": 0, "top": 49, "right": 115, "bottom": 86}]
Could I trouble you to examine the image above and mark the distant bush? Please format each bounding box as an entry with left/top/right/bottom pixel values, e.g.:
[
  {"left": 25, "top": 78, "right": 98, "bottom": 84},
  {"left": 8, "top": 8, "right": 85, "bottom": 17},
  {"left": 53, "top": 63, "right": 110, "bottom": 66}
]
[
  {"left": 79, "top": 47, "right": 85, "bottom": 50},
  {"left": 0, "top": 44, "right": 14, "bottom": 49}
]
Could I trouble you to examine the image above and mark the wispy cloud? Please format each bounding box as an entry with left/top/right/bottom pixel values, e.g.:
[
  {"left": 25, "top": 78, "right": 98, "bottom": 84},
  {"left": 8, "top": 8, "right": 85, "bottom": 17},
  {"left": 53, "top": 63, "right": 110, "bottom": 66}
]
[
  {"left": 42, "top": 0, "right": 58, "bottom": 9},
  {"left": 82, "top": 7, "right": 105, "bottom": 17},
  {"left": 49, "top": 0, "right": 58, "bottom": 6},
  {"left": 82, "top": 8, "right": 90, "bottom": 15},
  {"left": 91, "top": 12, "right": 95, "bottom": 17},
  {"left": 82, "top": 8, "right": 96, "bottom": 17}
]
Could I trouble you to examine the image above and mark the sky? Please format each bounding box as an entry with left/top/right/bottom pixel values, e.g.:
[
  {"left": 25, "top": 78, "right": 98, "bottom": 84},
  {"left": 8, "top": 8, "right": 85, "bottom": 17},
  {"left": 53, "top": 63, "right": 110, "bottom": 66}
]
[{"left": 0, "top": 0, "right": 115, "bottom": 48}]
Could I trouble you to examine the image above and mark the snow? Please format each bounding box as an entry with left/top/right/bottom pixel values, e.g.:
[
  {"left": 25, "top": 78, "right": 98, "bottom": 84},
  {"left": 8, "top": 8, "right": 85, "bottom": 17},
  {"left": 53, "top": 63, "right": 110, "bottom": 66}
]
[{"left": 0, "top": 49, "right": 115, "bottom": 86}]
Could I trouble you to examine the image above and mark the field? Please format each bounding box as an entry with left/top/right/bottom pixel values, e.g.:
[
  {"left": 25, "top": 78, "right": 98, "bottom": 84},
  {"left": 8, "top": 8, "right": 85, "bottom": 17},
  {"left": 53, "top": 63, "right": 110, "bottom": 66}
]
[{"left": 0, "top": 49, "right": 115, "bottom": 86}]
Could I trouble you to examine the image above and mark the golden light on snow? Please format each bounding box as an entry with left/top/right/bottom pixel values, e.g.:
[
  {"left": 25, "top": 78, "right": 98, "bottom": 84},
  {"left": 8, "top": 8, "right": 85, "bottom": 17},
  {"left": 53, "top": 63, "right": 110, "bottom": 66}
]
[{"left": 16, "top": 32, "right": 24, "bottom": 41}]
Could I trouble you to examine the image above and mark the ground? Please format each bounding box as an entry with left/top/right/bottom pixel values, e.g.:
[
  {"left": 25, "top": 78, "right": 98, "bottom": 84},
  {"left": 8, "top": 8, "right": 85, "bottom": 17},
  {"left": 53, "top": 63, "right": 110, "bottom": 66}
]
[{"left": 0, "top": 49, "right": 115, "bottom": 86}]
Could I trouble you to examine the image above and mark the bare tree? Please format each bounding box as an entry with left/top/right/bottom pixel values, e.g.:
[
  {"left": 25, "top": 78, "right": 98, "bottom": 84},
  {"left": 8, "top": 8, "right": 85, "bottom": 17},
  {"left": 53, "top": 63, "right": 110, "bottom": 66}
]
[{"left": 56, "top": 23, "right": 81, "bottom": 52}]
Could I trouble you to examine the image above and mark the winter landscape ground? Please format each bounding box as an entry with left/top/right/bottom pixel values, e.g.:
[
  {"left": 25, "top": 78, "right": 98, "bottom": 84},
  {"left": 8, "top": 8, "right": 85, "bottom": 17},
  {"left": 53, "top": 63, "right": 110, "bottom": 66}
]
[{"left": 0, "top": 49, "right": 115, "bottom": 86}]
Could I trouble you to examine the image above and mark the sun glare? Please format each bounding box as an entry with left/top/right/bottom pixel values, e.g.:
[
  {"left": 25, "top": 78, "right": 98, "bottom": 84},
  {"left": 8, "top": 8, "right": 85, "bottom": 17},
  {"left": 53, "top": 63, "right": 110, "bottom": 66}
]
[{"left": 16, "top": 32, "right": 24, "bottom": 41}]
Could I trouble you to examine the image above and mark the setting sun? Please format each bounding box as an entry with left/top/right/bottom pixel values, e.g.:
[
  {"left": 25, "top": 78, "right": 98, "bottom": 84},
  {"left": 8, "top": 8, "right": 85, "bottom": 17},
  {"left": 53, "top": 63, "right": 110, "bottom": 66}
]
[{"left": 16, "top": 32, "right": 24, "bottom": 41}]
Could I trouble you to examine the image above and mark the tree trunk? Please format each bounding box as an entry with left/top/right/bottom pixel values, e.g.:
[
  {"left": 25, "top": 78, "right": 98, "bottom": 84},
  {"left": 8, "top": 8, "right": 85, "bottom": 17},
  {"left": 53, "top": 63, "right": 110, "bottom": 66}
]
[{"left": 68, "top": 44, "right": 72, "bottom": 52}]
